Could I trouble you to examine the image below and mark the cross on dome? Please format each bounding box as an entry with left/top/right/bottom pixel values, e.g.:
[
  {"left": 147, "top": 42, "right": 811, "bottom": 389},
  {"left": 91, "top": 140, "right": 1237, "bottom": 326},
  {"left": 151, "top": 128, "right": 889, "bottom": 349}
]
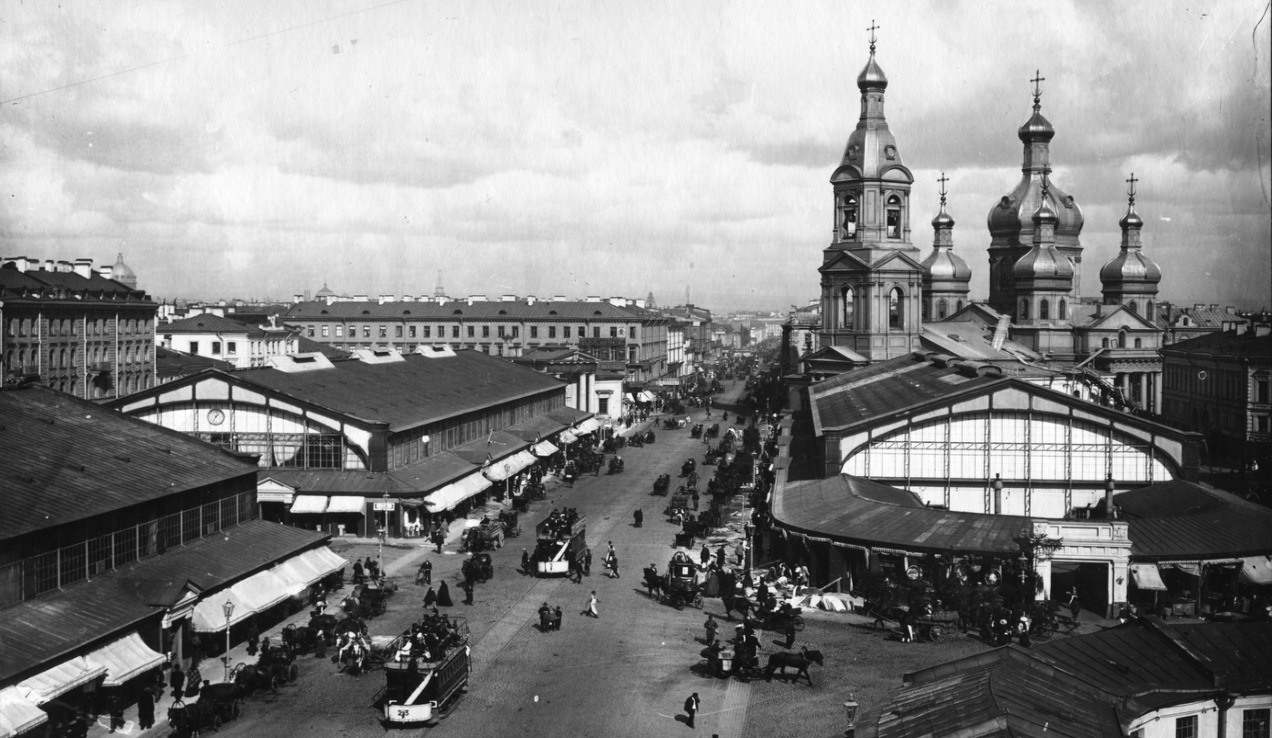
[
  {"left": 1030, "top": 70, "right": 1046, "bottom": 109},
  {"left": 937, "top": 172, "right": 950, "bottom": 204},
  {"left": 867, "top": 20, "right": 879, "bottom": 54},
  {"left": 1125, "top": 173, "right": 1138, "bottom": 203}
]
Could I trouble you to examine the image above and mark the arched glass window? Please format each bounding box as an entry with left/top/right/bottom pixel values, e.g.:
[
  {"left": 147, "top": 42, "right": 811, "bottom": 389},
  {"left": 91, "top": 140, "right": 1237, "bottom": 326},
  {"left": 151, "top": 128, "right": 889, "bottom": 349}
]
[
  {"left": 937, "top": 299, "right": 948, "bottom": 320},
  {"left": 1020, "top": 299, "right": 1030, "bottom": 320},
  {"left": 957, "top": 300, "right": 964, "bottom": 312},
  {"left": 889, "top": 288, "right": 904, "bottom": 330},
  {"left": 841, "top": 286, "right": 855, "bottom": 329},
  {"left": 1040, "top": 299, "right": 1050, "bottom": 320},
  {"left": 1059, "top": 299, "right": 1067, "bottom": 319},
  {"left": 1128, "top": 301, "right": 1138, "bottom": 315},
  {"left": 841, "top": 195, "right": 858, "bottom": 239},
  {"left": 1118, "top": 329, "right": 1128, "bottom": 349},
  {"left": 1146, "top": 300, "right": 1154, "bottom": 317},
  {"left": 886, "top": 195, "right": 901, "bottom": 238}
]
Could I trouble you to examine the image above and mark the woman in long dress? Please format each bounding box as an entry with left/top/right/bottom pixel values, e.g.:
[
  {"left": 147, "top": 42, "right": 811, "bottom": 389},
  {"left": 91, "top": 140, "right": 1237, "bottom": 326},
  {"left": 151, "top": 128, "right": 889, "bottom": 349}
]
[
  {"left": 437, "top": 580, "right": 454, "bottom": 607},
  {"left": 423, "top": 586, "right": 437, "bottom": 609}
]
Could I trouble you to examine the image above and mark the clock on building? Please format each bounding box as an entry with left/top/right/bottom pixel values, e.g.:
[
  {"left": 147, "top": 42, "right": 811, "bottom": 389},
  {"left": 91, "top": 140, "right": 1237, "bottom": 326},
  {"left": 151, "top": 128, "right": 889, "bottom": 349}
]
[{"left": 207, "top": 409, "right": 225, "bottom": 426}]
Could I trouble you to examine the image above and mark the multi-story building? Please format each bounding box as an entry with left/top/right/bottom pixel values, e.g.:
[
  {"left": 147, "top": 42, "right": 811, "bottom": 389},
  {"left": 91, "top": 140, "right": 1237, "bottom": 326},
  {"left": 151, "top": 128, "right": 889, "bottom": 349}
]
[
  {"left": 1, "top": 255, "right": 157, "bottom": 399},
  {"left": 281, "top": 296, "right": 670, "bottom": 384},
  {"left": 1159, "top": 302, "right": 1249, "bottom": 345},
  {"left": 159, "top": 314, "right": 300, "bottom": 369},
  {"left": 1160, "top": 327, "right": 1272, "bottom": 460}
]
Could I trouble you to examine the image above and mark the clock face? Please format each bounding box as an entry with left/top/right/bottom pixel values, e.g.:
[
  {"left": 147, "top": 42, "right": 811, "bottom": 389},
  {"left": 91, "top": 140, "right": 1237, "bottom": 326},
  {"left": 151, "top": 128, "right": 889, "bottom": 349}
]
[{"left": 207, "top": 409, "right": 226, "bottom": 426}]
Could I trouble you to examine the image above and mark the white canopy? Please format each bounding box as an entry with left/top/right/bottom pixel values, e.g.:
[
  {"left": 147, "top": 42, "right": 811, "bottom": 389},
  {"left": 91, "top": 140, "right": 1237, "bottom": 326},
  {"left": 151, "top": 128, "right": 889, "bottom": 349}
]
[
  {"left": 273, "top": 547, "right": 347, "bottom": 595},
  {"left": 573, "top": 418, "right": 601, "bottom": 435},
  {"left": 558, "top": 430, "right": 579, "bottom": 444},
  {"left": 424, "top": 473, "right": 493, "bottom": 513},
  {"left": 483, "top": 451, "right": 537, "bottom": 482},
  {"left": 0, "top": 686, "right": 47, "bottom": 737},
  {"left": 325, "top": 496, "right": 366, "bottom": 514},
  {"left": 191, "top": 569, "right": 291, "bottom": 632},
  {"left": 1239, "top": 555, "right": 1272, "bottom": 586},
  {"left": 1129, "top": 563, "right": 1167, "bottom": 591},
  {"left": 531, "top": 440, "right": 559, "bottom": 457},
  {"left": 16, "top": 657, "right": 106, "bottom": 705},
  {"left": 86, "top": 633, "right": 166, "bottom": 688},
  {"left": 289, "top": 495, "right": 328, "bottom": 514}
]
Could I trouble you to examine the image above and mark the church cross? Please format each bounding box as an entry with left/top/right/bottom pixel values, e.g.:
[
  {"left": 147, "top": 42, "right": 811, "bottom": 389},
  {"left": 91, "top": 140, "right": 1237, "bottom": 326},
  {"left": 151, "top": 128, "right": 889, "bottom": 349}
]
[
  {"left": 867, "top": 20, "right": 879, "bottom": 52},
  {"left": 1125, "top": 172, "right": 1138, "bottom": 202},
  {"left": 937, "top": 172, "right": 949, "bottom": 198},
  {"left": 1031, "top": 70, "right": 1045, "bottom": 107}
]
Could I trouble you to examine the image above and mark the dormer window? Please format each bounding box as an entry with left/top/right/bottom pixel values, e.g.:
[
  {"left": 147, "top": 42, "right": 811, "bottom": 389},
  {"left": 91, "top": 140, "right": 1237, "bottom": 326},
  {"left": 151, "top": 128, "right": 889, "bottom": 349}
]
[
  {"left": 840, "top": 195, "right": 858, "bottom": 240},
  {"left": 886, "top": 195, "right": 901, "bottom": 239}
]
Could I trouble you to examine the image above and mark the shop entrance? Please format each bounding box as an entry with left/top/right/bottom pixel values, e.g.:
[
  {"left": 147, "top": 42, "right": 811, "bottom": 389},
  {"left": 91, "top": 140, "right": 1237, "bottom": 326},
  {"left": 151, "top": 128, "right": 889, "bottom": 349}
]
[{"left": 1050, "top": 561, "right": 1109, "bottom": 616}]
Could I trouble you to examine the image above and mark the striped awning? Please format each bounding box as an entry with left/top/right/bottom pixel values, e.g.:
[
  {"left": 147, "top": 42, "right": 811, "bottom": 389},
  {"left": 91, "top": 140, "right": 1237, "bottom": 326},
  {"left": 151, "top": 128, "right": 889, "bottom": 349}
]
[
  {"left": 484, "top": 451, "right": 537, "bottom": 482},
  {"left": 16, "top": 657, "right": 106, "bottom": 705},
  {"left": 531, "top": 440, "right": 559, "bottom": 457},
  {"left": 289, "top": 495, "right": 328, "bottom": 514},
  {"left": 86, "top": 633, "right": 166, "bottom": 688},
  {"left": 0, "top": 686, "right": 48, "bottom": 736},
  {"left": 273, "top": 547, "right": 349, "bottom": 596},
  {"left": 424, "top": 473, "right": 493, "bottom": 514}
]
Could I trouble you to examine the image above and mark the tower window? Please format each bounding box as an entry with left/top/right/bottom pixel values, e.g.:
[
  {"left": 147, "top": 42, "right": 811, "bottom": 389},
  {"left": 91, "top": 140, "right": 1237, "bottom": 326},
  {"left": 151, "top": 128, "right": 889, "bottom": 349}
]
[
  {"left": 1134, "top": 338, "right": 1142, "bottom": 348},
  {"left": 841, "top": 286, "right": 855, "bottom": 330},
  {"left": 1040, "top": 299, "right": 1050, "bottom": 320},
  {"left": 1020, "top": 300, "right": 1030, "bottom": 321},
  {"left": 922, "top": 300, "right": 930, "bottom": 321},
  {"left": 889, "top": 288, "right": 904, "bottom": 330},
  {"left": 1118, "top": 329, "right": 1128, "bottom": 349},
  {"left": 1059, "top": 299, "right": 1067, "bottom": 319},
  {"left": 886, "top": 196, "right": 901, "bottom": 239},
  {"left": 937, "top": 299, "right": 948, "bottom": 320},
  {"left": 1128, "top": 301, "right": 1138, "bottom": 315},
  {"left": 841, "top": 195, "right": 858, "bottom": 239}
]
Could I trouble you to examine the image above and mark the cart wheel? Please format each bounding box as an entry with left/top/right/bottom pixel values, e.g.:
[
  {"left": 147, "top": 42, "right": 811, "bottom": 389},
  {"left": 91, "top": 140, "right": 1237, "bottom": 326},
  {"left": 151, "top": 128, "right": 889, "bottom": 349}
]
[
  {"left": 270, "top": 675, "right": 281, "bottom": 692},
  {"left": 1035, "top": 621, "right": 1056, "bottom": 641},
  {"left": 232, "top": 700, "right": 241, "bottom": 719},
  {"left": 929, "top": 625, "right": 947, "bottom": 643},
  {"left": 794, "top": 616, "right": 806, "bottom": 632},
  {"left": 212, "top": 715, "right": 223, "bottom": 732},
  {"left": 288, "top": 664, "right": 299, "bottom": 682}
]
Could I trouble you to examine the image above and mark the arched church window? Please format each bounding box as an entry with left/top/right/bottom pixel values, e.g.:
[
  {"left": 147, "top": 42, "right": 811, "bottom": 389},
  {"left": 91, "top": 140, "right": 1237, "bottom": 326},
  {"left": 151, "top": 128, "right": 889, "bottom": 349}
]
[
  {"left": 889, "top": 288, "right": 904, "bottom": 330},
  {"left": 937, "top": 299, "right": 948, "bottom": 320},
  {"left": 1040, "top": 299, "right": 1050, "bottom": 320},
  {"left": 1118, "top": 329, "right": 1128, "bottom": 349},
  {"left": 841, "top": 286, "right": 855, "bottom": 330},
  {"left": 922, "top": 301, "right": 930, "bottom": 321},
  {"left": 886, "top": 195, "right": 901, "bottom": 239},
  {"left": 1059, "top": 299, "right": 1067, "bottom": 319},
  {"left": 1020, "top": 300, "right": 1029, "bottom": 321},
  {"left": 1128, "top": 301, "right": 1138, "bottom": 315},
  {"left": 840, "top": 196, "right": 858, "bottom": 239},
  {"left": 956, "top": 300, "right": 964, "bottom": 311},
  {"left": 1146, "top": 300, "right": 1154, "bottom": 317}
]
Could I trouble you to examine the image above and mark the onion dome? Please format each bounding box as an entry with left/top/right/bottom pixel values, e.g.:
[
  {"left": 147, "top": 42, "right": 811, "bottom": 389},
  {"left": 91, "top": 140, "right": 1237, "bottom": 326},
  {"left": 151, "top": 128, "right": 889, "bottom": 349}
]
[
  {"left": 1013, "top": 178, "right": 1074, "bottom": 280},
  {"left": 1100, "top": 174, "right": 1162, "bottom": 287},
  {"left": 922, "top": 175, "right": 972, "bottom": 284},
  {"left": 111, "top": 251, "right": 137, "bottom": 289},
  {"left": 857, "top": 52, "right": 888, "bottom": 90}
]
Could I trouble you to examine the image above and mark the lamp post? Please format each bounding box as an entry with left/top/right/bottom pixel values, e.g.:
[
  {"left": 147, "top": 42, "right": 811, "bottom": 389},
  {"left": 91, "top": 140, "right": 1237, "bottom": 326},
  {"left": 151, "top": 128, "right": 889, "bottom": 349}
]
[
  {"left": 222, "top": 600, "right": 234, "bottom": 682},
  {"left": 844, "top": 693, "right": 859, "bottom": 737},
  {"left": 380, "top": 491, "right": 390, "bottom": 566}
]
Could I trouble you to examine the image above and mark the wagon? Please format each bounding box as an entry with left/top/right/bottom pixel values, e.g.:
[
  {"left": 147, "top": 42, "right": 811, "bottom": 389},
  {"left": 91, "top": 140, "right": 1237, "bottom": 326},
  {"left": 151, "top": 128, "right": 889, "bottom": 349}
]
[
  {"left": 498, "top": 510, "right": 522, "bottom": 538},
  {"left": 198, "top": 681, "right": 244, "bottom": 722},
  {"left": 660, "top": 551, "right": 704, "bottom": 610},
  {"left": 462, "top": 553, "right": 494, "bottom": 583},
  {"left": 168, "top": 698, "right": 223, "bottom": 737},
  {"left": 653, "top": 474, "right": 671, "bottom": 495}
]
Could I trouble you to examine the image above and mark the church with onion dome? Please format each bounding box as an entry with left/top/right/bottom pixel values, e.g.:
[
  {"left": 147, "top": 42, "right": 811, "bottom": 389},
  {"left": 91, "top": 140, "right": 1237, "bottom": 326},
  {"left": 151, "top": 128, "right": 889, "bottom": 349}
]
[{"left": 804, "top": 32, "right": 1164, "bottom": 414}]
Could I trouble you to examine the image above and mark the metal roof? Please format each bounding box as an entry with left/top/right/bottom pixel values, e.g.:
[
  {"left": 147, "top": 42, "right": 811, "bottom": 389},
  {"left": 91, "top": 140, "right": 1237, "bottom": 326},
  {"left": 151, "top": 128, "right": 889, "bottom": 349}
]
[
  {"left": 1160, "top": 329, "right": 1272, "bottom": 358},
  {"left": 0, "top": 520, "right": 328, "bottom": 685},
  {"left": 0, "top": 262, "right": 152, "bottom": 303},
  {"left": 1116, "top": 480, "right": 1272, "bottom": 560},
  {"left": 161, "top": 314, "right": 269, "bottom": 337},
  {"left": 773, "top": 474, "right": 1027, "bottom": 556},
  {"left": 283, "top": 299, "right": 654, "bottom": 322},
  {"left": 0, "top": 386, "right": 258, "bottom": 540}
]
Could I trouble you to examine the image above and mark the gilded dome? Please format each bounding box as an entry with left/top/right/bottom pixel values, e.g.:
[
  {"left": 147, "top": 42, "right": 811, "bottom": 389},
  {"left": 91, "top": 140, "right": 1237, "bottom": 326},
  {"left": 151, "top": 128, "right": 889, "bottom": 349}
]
[
  {"left": 1013, "top": 245, "right": 1074, "bottom": 280},
  {"left": 987, "top": 176, "right": 1084, "bottom": 241},
  {"left": 1018, "top": 109, "right": 1055, "bottom": 143},
  {"left": 921, "top": 248, "right": 973, "bottom": 282},
  {"left": 1100, "top": 250, "right": 1161, "bottom": 284},
  {"left": 857, "top": 53, "right": 888, "bottom": 90}
]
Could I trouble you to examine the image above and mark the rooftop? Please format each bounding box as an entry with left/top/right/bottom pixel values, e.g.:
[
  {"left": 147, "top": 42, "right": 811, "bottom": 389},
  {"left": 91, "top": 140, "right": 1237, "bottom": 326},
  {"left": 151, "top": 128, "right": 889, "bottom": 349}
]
[
  {"left": 0, "top": 386, "right": 258, "bottom": 541},
  {"left": 1115, "top": 479, "right": 1272, "bottom": 559},
  {"left": 1160, "top": 329, "right": 1272, "bottom": 358},
  {"left": 0, "top": 260, "right": 152, "bottom": 303},
  {"left": 162, "top": 314, "right": 269, "bottom": 337},
  {"left": 283, "top": 299, "right": 659, "bottom": 322}
]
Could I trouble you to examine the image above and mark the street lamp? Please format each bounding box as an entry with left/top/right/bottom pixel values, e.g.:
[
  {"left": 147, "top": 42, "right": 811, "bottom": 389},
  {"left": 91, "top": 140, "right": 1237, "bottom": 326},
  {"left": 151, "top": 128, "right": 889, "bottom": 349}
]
[
  {"left": 380, "top": 491, "right": 390, "bottom": 567},
  {"left": 844, "top": 693, "right": 859, "bottom": 737},
  {"left": 222, "top": 600, "right": 234, "bottom": 682}
]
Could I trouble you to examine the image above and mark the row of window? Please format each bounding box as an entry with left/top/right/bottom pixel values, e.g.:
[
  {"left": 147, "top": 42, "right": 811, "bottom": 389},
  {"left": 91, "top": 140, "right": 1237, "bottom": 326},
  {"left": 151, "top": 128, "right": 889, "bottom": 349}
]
[
  {"left": 1130, "top": 708, "right": 1269, "bottom": 738},
  {"left": 834, "top": 286, "right": 908, "bottom": 331},
  {"left": 311, "top": 323, "right": 639, "bottom": 341},
  {"left": 921, "top": 299, "right": 966, "bottom": 321},
  {"left": 836, "top": 193, "right": 905, "bottom": 240},
  {"left": 188, "top": 340, "right": 292, "bottom": 357},
  {"left": 4, "top": 344, "right": 152, "bottom": 371},
  {"left": 1163, "top": 363, "right": 1268, "bottom": 403},
  {"left": 6, "top": 316, "right": 153, "bottom": 337},
  {"left": 1019, "top": 298, "right": 1068, "bottom": 321}
]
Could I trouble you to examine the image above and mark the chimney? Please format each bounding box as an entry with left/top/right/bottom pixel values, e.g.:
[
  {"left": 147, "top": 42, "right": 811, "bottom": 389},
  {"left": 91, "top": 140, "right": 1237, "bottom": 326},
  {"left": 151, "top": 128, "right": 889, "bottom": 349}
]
[
  {"left": 553, "top": 295, "right": 567, "bottom": 302},
  {"left": 57, "top": 260, "right": 73, "bottom": 273},
  {"left": 353, "top": 294, "right": 368, "bottom": 301},
  {"left": 586, "top": 295, "right": 601, "bottom": 302},
  {"left": 380, "top": 294, "right": 394, "bottom": 304},
  {"left": 294, "top": 294, "right": 304, "bottom": 303},
  {"left": 635, "top": 299, "right": 646, "bottom": 308},
  {"left": 44, "top": 259, "right": 55, "bottom": 271},
  {"left": 2, "top": 256, "right": 31, "bottom": 272},
  {"left": 469, "top": 295, "right": 486, "bottom": 302},
  {"left": 992, "top": 474, "right": 1003, "bottom": 515},
  {"left": 1194, "top": 303, "right": 1205, "bottom": 311},
  {"left": 72, "top": 258, "right": 93, "bottom": 279},
  {"left": 1095, "top": 304, "right": 1102, "bottom": 318},
  {"left": 1104, "top": 475, "right": 1116, "bottom": 518},
  {"left": 526, "top": 295, "right": 536, "bottom": 305},
  {"left": 98, "top": 265, "right": 114, "bottom": 280},
  {"left": 1210, "top": 304, "right": 1219, "bottom": 311},
  {"left": 501, "top": 294, "right": 516, "bottom": 302}
]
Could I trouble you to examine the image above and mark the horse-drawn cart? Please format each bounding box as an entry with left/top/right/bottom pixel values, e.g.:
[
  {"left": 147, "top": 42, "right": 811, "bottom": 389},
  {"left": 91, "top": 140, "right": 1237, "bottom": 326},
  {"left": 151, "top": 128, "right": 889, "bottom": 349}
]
[
  {"left": 660, "top": 551, "right": 704, "bottom": 610},
  {"left": 380, "top": 619, "right": 471, "bottom": 727},
  {"left": 652, "top": 474, "right": 671, "bottom": 495},
  {"left": 461, "top": 517, "right": 505, "bottom": 552},
  {"left": 198, "top": 681, "right": 244, "bottom": 722},
  {"left": 168, "top": 698, "right": 223, "bottom": 737},
  {"left": 532, "top": 511, "right": 587, "bottom": 577}
]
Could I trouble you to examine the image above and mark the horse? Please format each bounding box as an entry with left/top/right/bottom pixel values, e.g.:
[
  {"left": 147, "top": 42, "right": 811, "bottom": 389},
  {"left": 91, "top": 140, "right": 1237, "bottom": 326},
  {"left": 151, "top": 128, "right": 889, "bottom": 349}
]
[
  {"left": 281, "top": 624, "right": 322, "bottom": 654},
  {"left": 231, "top": 663, "right": 280, "bottom": 695},
  {"left": 723, "top": 594, "right": 753, "bottom": 621},
  {"left": 333, "top": 635, "right": 368, "bottom": 676},
  {"left": 764, "top": 648, "right": 825, "bottom": 686},
  {"left": 642, "top": 567, "right": 664, "bottom": 599}
]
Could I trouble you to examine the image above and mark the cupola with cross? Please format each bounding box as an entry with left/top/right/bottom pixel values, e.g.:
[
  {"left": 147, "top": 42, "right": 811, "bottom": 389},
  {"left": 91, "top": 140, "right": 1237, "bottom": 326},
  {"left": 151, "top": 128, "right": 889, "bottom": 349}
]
[
  {"left": 1100, "top": 174, "right": 1161, "bottom": 318},
  {"left": 987, "top": 72, "right": 1085, "bottom": 317},
  {"left": 817, "top": 22, "right": 924, "bottom": 364},
  {"left": 920, "top": 173, "right": 972, "bottom": 322}
]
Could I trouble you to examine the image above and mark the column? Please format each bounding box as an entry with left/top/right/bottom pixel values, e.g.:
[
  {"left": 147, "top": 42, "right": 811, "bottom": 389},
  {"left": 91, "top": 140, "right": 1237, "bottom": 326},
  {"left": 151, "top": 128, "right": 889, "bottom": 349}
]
[
  {"left": 1034, "top": 558, "right": 1052, "bottom": 600},
  {"left": 1139, "top": 373, "right": 1149, "bottom": 411}
]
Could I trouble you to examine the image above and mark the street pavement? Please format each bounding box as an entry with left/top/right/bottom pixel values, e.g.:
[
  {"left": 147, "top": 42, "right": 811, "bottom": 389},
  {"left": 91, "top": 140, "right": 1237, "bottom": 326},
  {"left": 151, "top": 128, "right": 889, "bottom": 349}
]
[{"left": 108, "top": 383, "right": 757, "bottom": 738}]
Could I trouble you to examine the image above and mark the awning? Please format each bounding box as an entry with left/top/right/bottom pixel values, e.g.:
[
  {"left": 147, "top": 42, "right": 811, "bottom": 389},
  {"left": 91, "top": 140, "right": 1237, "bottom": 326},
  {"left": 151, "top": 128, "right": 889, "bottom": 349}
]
[
  {"left": 636, "top": 391, "right": 655, "bottom": 403},
  {"left": 86, "top": 633, "right": 166, "bottom": 688},
  {"left": 484, "top": 451, "right": 536, "bottom": 482},
  {"left": 273, "top": 547, "right": 348, "bottom": 596},
  {"left": 424, "top": 473, "right": 493, "bottom": 514},
  {"left": 558, "top": 430, "right": 579, "bottom": 444},
  {"left": 1239, "top": 555, "right": 1272, "bottom": 586},
  {"left": 325, "top": 496, "right": 366, "bottom": 514},
  {"left": 399, "top": 498, "right": 426, "bottom": 508},
  {"left": 16, "top": 657, "right": 106, "bottom": 705},
  {"left": 573, "top": 418, "right": 601, "bottom": 435},
  {"left": 1129, "top": 564, "right": 1167, "bottom": 591},
  {"left": 290, "top": 495, "right": 328, "bottom": 514},
  {"left": 0, "top": 686, "right": 48, "bottom": 736},
  {"left": 191, "top": 589, "right": 253, "bottom": 632},
  {"left": 234, "top": 570, "right": 292, "bottom": 611},
  {"left": 531, "top": 440, "right": 559, "bottom": 457}
]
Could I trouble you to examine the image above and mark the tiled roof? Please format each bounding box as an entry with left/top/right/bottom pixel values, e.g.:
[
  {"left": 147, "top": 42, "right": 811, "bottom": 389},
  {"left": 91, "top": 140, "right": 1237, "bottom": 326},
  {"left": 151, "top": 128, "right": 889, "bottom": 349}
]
[
  {"left": 0, "top": 386, "right": 258, "bottom": 540},
  {"left": 773, "top": 474, "right": 1027, "bottom": 556},
  {"left": 0, "top": 520, "right": 328, "bottom": 684},
  {"left": 1115, "top": 480, "right": 1272, "bottom": 559},
  {"left": 1160, "top": 330, "right": 1272, "bottom": 358},
  {"left": 200, "top": 351, "right": 565, "bottom": 432},
  {"left": 866, "top": 621, "right": 1272, "bottom": 737},
  {"left": 0, "top": 262, "right": 151, "bottom": 302},
  {"left": 161, "top": 314, "right": 266, "bottom": 336},
  {"left": 284, "top": 299, "right": 653, "bottom": 321}
]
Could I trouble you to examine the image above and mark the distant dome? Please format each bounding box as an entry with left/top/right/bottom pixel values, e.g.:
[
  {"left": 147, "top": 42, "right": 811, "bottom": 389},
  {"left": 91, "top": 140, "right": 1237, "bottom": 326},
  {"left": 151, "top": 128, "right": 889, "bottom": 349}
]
[
  {"left": 315, "top": 283, "right": 336, "bottom": 298},
  {"left": 112, "top": 252, "right": 137, "bottom": 289},
  {"left": 1100, "top": 250, "right": 1162, "bottom": 284}
]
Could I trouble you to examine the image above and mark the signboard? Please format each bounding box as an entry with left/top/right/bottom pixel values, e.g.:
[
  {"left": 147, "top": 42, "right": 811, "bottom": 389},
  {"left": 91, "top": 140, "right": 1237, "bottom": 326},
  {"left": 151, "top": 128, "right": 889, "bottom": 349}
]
[{"left": 373, "top": 502, "right": 396, "bottom": 512}]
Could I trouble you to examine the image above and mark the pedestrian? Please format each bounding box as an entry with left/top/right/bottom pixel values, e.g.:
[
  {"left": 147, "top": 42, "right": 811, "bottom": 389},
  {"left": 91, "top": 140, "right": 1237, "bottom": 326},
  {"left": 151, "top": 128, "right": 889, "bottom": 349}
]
[
  {"left": 434, "top": 530, "right": 445, "bottom": 554},
  {"left": 420, "top": 559, "right": 433, "bottom": 585},
  {"left": 634, "top": 508, "right": 643, "bottom": 528},
  {"left": 683, "top": 692, "right": 700, "bottom": 729},
  {"left": 423, "top": 586, "right": 437, "bottom": 609},
  {"left": 246, "top": 617, "right": 260, "bottom": 657},
  {"left": 137, "top": 685, "right": 156, "bottom": 730},
  {"left": 607, "top": 541, "right": 616, "bottom": 563},
  {"left": 716, "top": 545, "right": 728, "bottom": 571},
  {"left": 584, "top": 547, "right": 593, "bottom": 576},
  {"left": 106, "top": 693, "right": 124, "bottom": 733},
  {"left": 185, "top": 663, "right": 202, "bottom": 698},
  {"left": 553, "top": 605, "right": 563, "bottom": 631},
  {"left": 521, "top": 548, "right": 531, "bottom": 573},
  {"left": 784, "top": 621, "right": 796, "bottom": 649},
  {"left": 463, "top": 579, "right": 474, "bottom": 606},
  {"left": 704, "top": 614, "right": 718, "bottom": 646},
  {"left": 353, "top": 558, "right": 365, "bottom": 583},
  {"left": 735, "top": 542, "right": 745, "bottom": 567},
  {"left": 582, "top": 590, "right": 599, "bottom": 618},
  {"left": 610, "top": 552, "right": 620, "bottom": 579},
  {"left": 437, "top": 580, "right": 454, "bottom": 607},
  {"left": 169, "top": 658, "right": 185, "bottom": 697},
  {"left": 314, "top": 630, "right": 328, "bottom": 659},
  {"left": 700, "top": 544, "right": 711, "bottom": 566},
  {"left": 692, "top": 490, "right": 700, "bottom": 511},
  {"left": 367, "top": 557, "right": 380, "bottom": 580}
]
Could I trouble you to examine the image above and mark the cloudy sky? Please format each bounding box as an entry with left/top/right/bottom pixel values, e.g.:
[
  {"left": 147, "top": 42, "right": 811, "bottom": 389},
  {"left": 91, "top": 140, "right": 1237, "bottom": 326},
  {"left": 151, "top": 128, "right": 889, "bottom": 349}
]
[{"left": 2, "top": 0, "right": 1269, "bottom": 312}]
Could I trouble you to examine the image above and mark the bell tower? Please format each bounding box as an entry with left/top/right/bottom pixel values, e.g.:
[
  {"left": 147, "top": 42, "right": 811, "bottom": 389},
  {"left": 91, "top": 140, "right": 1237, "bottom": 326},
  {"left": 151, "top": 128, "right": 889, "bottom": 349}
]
[{"left": 817, "top": 23, "right": 924, "bottom": 364}]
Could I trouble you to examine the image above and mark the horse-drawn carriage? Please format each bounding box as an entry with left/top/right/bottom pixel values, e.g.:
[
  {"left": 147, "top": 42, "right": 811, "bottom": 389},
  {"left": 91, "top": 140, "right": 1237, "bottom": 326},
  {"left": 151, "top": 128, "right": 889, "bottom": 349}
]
[
  {"left": 461, "top": 517, "right": 505, "bottom": 552},
  {"left": 680, "top": 459, "right": 696, "bottom": 477},
  {"left": 659, "top": 551, "right": 704, "bottom": 610},
  {"left": 706, "top": 424, "right": 720, "bottom": 439},
  {"left": 607, "top": 456, "right": 625, "bottom": 474},
  {"left": 498, "top": 509, "right": 522, "bottom": 538},
  {"left": 690, "top": 423, "right": 704, "bottom": 438},
  {"left": 643, "top": 429, "right": 656, "bottom": 444},
  {"left": 533, "top": 510, "right": 587, "bottom": 577},
  {"left": 666, "top": 490, "right": 692, "bottom": 522},
  {"left": 380, "top": 617, "right": 471, "bottom": 727},
  {"left": 462, "top": 552, "right": 494, "bottom": 583},
  {"left": 198, "top": 682, "right": 244, "bottom": 722},
  {"left": 343, "top": 583, "right": 390, "bottom": 619},
  {"left": 168, "top": 698, "right": 224, "bottom": 737},
  {"left": 652, "top": 474, "right": 671, "bottom": 495}
]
